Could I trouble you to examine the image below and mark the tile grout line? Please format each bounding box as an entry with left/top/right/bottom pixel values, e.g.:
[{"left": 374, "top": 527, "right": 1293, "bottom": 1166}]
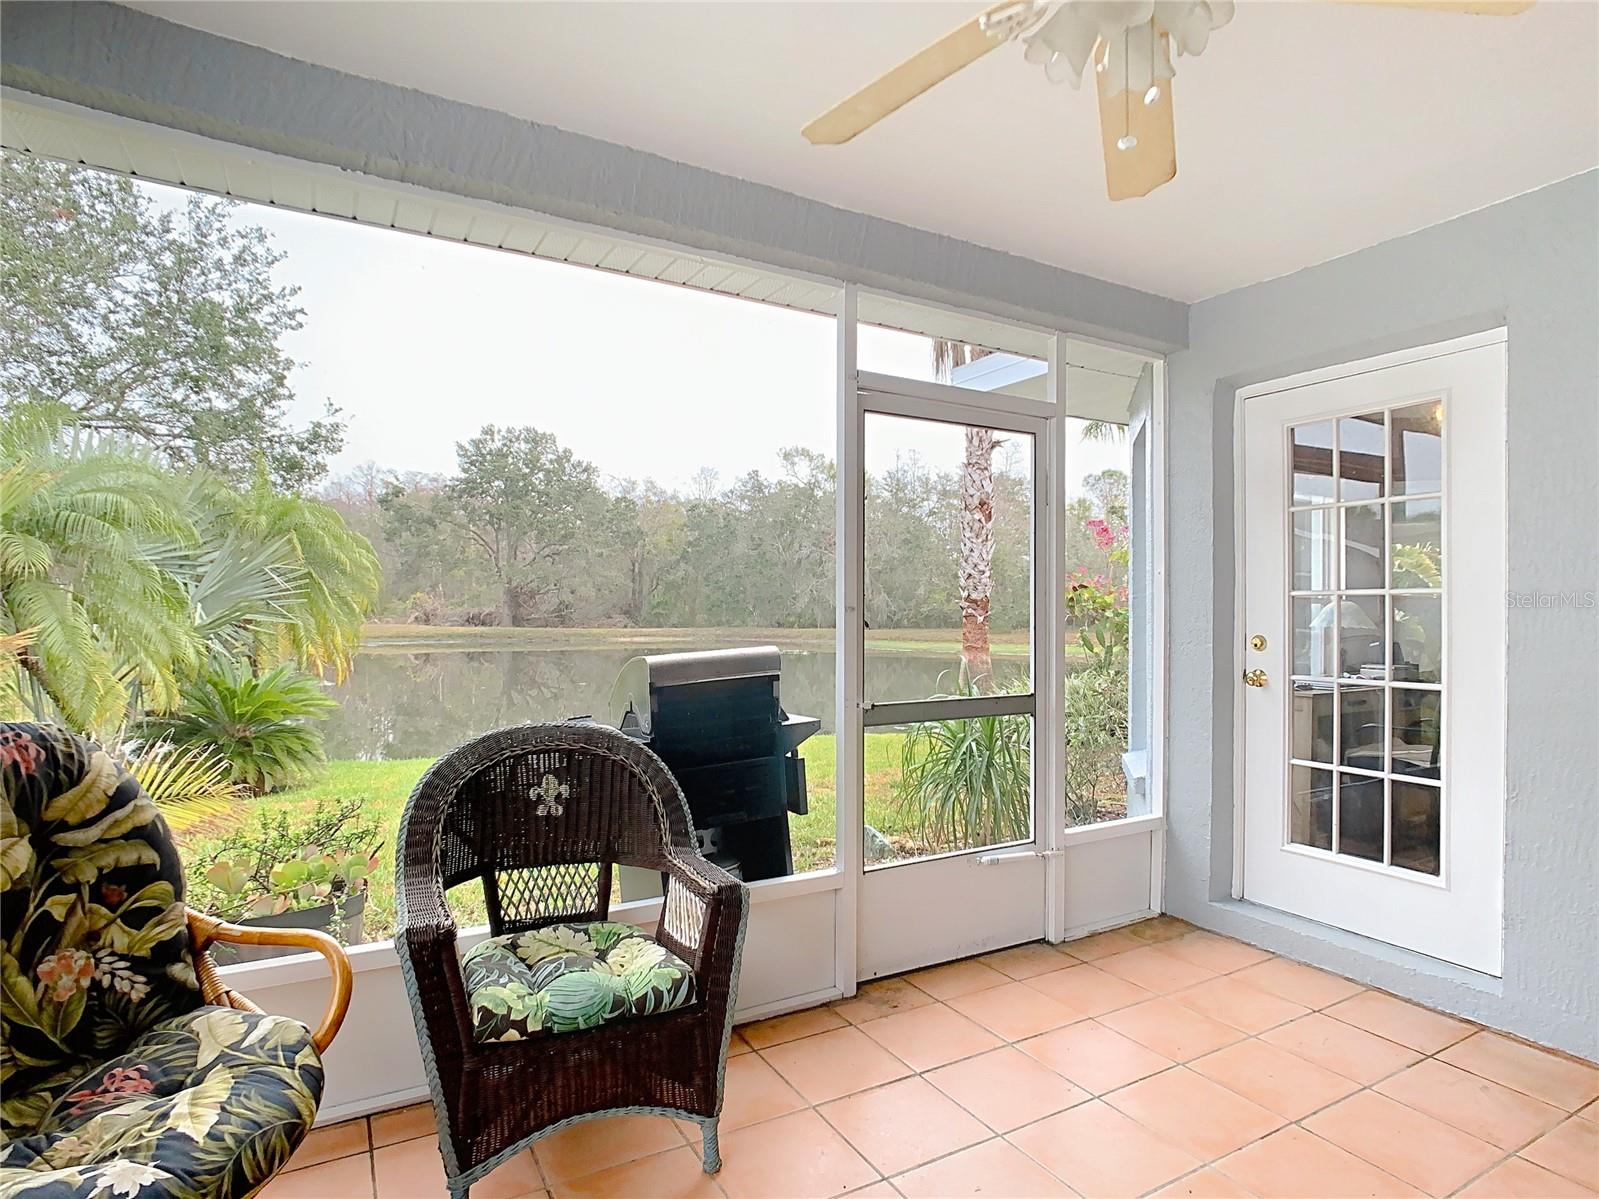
[
  {"left": 306, "top": 929, "right": 1595, "bottom": 1198},
  {"left": 761, "top": 956, "right": 1516, "bottom": 1198}
]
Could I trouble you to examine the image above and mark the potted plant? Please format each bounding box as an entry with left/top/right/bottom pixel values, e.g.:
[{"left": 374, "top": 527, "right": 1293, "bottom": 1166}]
[{"left": 186, "top": 797, "right": 382, "bottom": 964}]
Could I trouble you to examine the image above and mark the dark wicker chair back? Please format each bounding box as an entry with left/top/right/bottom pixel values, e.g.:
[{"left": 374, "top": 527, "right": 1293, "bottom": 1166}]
[
  {"left": 395, "top": 722, "right": 748, "bottom": 1199},
  {"left": 426, "top": 728, "right": 694, "bottom": 934}
]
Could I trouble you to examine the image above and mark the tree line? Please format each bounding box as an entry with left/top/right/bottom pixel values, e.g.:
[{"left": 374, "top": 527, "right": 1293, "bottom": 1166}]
[
  {"left": 3, "top": 151, "right": 1126, "bottom": 727},
  {"left": 317, "top": 429, "right": 1125, "bottom": 634}
]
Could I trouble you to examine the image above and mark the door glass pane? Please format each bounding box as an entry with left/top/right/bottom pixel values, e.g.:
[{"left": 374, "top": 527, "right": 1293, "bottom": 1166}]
[
  {"left": 1338, "top": 595, "right": 1386, "bottom": 680},
  {"left": 1391, "top": 780, "right": 1442, "bottom": 875},
  {"left": 863, "top": 413, "right": 1033, "bottom": 703},
  {"left": 1294, "top": 596, "right": 1336, "bottom": 677},
  {"left": 1293, "top": 508, "right": 1337, "bottom": 591},
  {"left": 1338, "top": 412, "right": 1387, "bottom": 501},
  {"left": 1290, "top": 765, "right": 1333, "bottom": 850},
  {"left": 1338, "top": 685, "right": 1385, "bottom": 772},
  {"left": 1390, "top": 401, "right": 1443, "bottom": 496},
  {"left": 1393, "top": 594, "right": 1442, "bottom": 684},
  {"left": 1337, "top": 774, "right": 1386, "bottom": 862},
  {"left": 1279, "top": 399, "right": 1447, "bottom": 874},
  {"left": 1291, "top": 682, "right": 1335, "bottom": 763},
  {"left": 1390, "top": 689, "right": 1441, "bottom": 780},
  {"left": 1391, "top": 499, "right": 1443, "bottom": 588},
  {"left": 865, "top": 716, "right": 1033, "bottom": 869},
  {"left": 1343, "top": 503, "right": 1386, "bottom": 590},
  {"left": 1291, "top": 421, "right": 1335, "bottom": 504}
]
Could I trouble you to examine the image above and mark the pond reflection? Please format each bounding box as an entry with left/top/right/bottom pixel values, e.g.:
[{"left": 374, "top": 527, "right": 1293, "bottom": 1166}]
[{"left": 323, "top": 645, "right": 1031, "bottom": 760}]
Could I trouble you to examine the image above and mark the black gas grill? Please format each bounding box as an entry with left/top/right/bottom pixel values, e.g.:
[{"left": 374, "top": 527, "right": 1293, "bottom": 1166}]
[{"left": 609, "top": 646, "right": 818, "bottom": 888}]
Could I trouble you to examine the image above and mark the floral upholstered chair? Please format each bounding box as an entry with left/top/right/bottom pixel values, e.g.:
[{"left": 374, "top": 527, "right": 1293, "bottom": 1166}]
[
  {"left": 395, "top": 722, "right": 748, "bottom": 1199},
  {"left": 0, "top": 723, "right": 352, "bottom": 1199}
]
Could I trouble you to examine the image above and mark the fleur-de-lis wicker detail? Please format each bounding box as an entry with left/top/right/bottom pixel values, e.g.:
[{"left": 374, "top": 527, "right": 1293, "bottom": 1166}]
[{"left": 531, "top": 773, "right": 570, "bottom": 817}]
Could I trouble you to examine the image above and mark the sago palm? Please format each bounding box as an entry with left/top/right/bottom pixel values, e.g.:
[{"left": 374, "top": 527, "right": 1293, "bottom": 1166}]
[
  {"left": 0, "top": 417, "right": 201, "bottom": 730},
  {"left": 144, "top": 658, "right": 337, "bottom": 794}
]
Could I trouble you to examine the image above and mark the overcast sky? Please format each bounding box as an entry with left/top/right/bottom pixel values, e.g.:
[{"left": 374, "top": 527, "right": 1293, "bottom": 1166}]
[{"left": 141, "top": 179, "right": 1124, "bottom": 499}]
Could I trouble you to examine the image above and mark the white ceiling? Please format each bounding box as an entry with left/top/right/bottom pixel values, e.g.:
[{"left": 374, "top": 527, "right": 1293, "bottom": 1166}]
[{"left": 129, "top": 1, "right": 1599, "bottom": 303}]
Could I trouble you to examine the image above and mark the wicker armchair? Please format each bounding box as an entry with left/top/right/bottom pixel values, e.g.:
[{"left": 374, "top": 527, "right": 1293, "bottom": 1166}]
[{"left": 394, "top": 722, "right": 749, "bottom": 1199}]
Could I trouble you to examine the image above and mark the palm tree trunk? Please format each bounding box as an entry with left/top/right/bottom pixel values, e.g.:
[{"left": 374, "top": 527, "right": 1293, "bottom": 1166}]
[
  {"left": 959, "top": 426, "right": 996, "bottom": 689},
  {"left": 932, "top": 338, "right": 1001, "bottom": 693}
]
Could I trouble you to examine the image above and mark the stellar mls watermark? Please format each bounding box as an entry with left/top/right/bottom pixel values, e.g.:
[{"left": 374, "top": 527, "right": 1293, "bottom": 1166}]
[{"left": 1505, "top": 590, "right": 1598, "bottom": 609}]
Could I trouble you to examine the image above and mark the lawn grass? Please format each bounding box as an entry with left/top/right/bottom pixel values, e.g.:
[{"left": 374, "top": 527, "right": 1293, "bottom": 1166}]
[{"left": 189, "top": 733, "right": 918, "bottom": 941}]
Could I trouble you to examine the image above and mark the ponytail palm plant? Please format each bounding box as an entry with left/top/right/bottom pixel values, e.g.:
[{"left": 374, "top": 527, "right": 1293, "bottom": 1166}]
[{"left": 892, "top": 669, "right": 1031, "bottom": 854}]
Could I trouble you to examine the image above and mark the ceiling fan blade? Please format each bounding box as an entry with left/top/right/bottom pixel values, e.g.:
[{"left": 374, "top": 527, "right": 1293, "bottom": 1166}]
[
  {"left": 1097, "top": 73, "right": 1176, "bottom": 201},
  {"left": 1333, "top": 1, "right": 1534, "bottom": 13},
  {"left": 802, "top": 4, "right": 1012, "bottom": 145}
]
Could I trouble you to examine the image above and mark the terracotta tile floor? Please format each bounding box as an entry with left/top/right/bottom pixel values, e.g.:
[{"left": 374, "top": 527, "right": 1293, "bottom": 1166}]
[{"left": 264, "top": 918, "right": 1599, "bottom": 1199}]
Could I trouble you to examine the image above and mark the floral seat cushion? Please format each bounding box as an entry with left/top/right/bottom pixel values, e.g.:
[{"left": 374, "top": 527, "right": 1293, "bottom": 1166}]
[
  {"left": 461, "top": 921, "right": 697, "bottom": 1043},
  {"left": 0, "top": 1005, "right": 323, "bottom": 1199}
]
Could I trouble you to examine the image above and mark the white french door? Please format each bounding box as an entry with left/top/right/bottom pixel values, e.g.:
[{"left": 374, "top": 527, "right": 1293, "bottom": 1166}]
[
  {"left": 1240, "top": 333, "right": 1507, "bottom": 976},
  {"left": 853, "top": 383, "right": 1052, "bottom": 979}
]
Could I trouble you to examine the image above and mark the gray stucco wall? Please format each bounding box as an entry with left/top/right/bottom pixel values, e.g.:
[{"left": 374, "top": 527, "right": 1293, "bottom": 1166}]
[
  {"left": 0, "top": 1, "right": 1185, "bottom": 351},
  {"left": 1165, "top": 170, "right": 1599, "bottom": 1058}
]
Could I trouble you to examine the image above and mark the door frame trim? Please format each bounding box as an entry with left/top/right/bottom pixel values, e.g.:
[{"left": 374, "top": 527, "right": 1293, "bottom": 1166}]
[
  {"left": 1236, "top": 328, "right": 1507, "bottom": 402},
  {"left": 852, "top": 377, "right": 1054, "bottom": 975},
  {"left": 1229, "top": 327, "right": 1508, "bottom": 902}
]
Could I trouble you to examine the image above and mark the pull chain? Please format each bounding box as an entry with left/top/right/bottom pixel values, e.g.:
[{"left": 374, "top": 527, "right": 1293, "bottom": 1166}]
[
  {"left": 1146, "top": 20, "right": 1161, "bottom": 105},
  {"left": 1117, "top": 28, "right": 1138, "bottom": 151}
]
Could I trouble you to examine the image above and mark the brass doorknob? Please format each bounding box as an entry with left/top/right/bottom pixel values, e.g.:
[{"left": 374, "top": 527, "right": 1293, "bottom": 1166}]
[{"left": 1242, "top": 668, "right": 1268, "bottom": 688}]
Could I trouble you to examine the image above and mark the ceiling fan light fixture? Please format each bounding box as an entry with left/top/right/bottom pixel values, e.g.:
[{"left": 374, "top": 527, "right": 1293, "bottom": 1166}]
[
  {"left": 1026, "top": 0, "right": 1226, "bottom": 94},
  {"left": 1097, "top": 17, "right": 1175, "bottom": 97},
  {"left": 1024, "top": 4, "right": 1103, "bottom": 86}
]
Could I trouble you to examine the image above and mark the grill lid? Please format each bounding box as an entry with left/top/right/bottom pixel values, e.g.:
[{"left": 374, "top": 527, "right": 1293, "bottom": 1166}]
[
  {"left": 609, "top": 645, "right": 782, "bottom": 736},
  {"left": 637, "top": 645, "right": 780, "bottom": 688}
]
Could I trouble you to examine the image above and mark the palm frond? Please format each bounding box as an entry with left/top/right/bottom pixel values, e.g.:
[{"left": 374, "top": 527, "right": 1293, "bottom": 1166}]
[
  {"left": 1, "top": 416, "right": 201, "bottom": 732},
  {"left": 117, "top": 737, "right": 244, "bottom": 831}
]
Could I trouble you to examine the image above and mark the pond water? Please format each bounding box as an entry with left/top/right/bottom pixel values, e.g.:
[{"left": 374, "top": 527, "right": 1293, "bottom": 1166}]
[{"left": 323, "top": 644, "right": 1032, "bottom": 760}]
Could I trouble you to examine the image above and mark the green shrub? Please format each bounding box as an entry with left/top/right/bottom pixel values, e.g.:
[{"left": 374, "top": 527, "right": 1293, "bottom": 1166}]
[
  {"left": 144, "top": 659, "right": 335, "bottom": 794},
  {"left": 1065, "top": 663, "right": 1130, "bottom": 826}
]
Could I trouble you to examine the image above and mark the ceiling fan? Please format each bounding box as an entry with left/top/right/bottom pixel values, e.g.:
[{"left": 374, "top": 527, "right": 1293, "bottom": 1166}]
[{"left": 803, "top": 0, "right": 1534, "bottom": 201}]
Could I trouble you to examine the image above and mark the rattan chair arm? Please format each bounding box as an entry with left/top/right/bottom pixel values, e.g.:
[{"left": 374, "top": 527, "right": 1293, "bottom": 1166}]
[
  {"left": 658, "top": 853, "right": 744, "bottom": 977},
  {"left": 662, "top": 850, "right": 741, "bottom": 896},
  {"left": 395, "top": 913, "right": 482, "bottom": 1052},
  {"left": 185, "top": 908, "right": 353, "bottom": 1054}
]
